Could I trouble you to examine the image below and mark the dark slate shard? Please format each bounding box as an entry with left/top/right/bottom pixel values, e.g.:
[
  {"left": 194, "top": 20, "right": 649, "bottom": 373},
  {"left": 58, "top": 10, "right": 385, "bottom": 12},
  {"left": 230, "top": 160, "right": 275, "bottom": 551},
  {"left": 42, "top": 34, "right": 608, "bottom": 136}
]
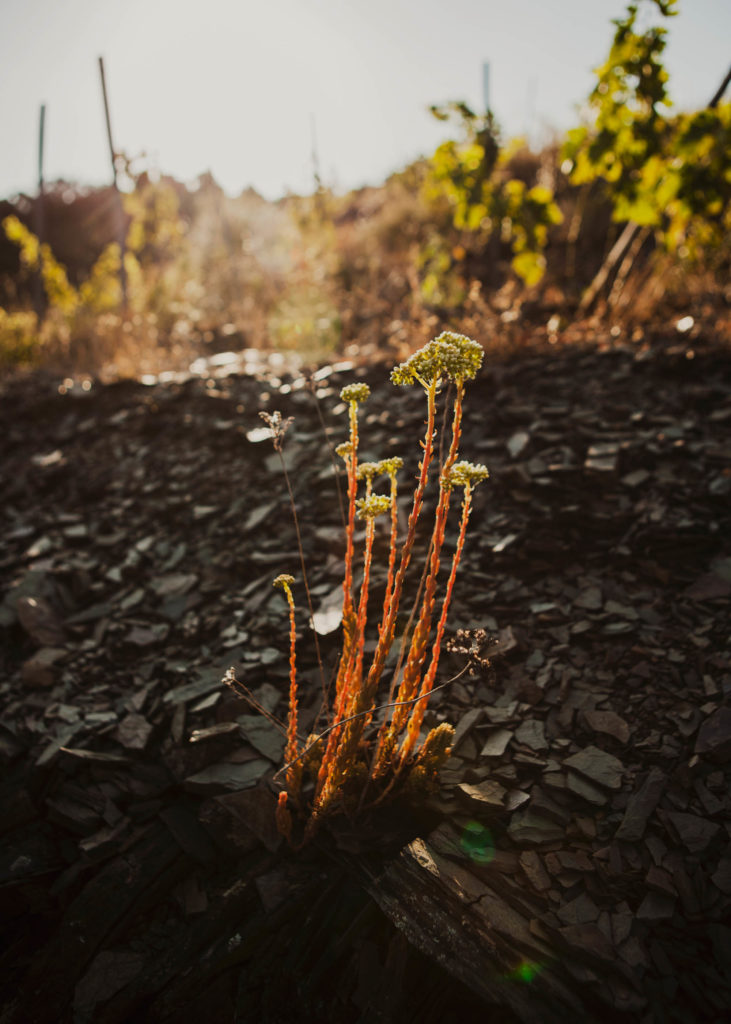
[
  {"left": 115, "top": 712, "right": 154, "bottom": 751},
  {"left": 636, "top": 890, "right": 676, "bottom": 921},
  {"left": 452, "top": 707, "right": 484, "bottom": 750},
  {"left": 564, "top": 745, "right": 624, "bottom": 790},
  {"left": 558, "top": 923, "right": 615, "bottom": 963},
  {"left": 529, "top": 786, "right": 571, "bottom": 825},
  {"left": 212, "top": 786, "right": 281, "bottom": 852},
  {"left": 189, "top": 722, "right": 240, "bottom": 743},
  {"left": 507, "top": 808, "right": 565, "bottom": 845},
  {"left": 557, "top": 892, "right": 600, "bottom": 926},
  {"left": 237, "top": 715, "right": 286, "bottom": 762},
  {"left": 16, "top": 594, "right": 67, "bottom": 646},
  {"left": 21, "top": 647, "right": 67, "bottom": 688},
  {"left": 618, "top": 936, "right": 650, "bottom": 970},
  {"left": 694, "top": 706, "right": 731, "bottom": 763},
  {"left": 519, "top": 850, "right": 552, "bottom": 891},
  {"left": 582, "top": 710, "right": 630, "bottom": 745},
  {"left": 158, "top": 803, "right": 217, "bottom": 862},
  {"left": 150, "top": 572, "right": 198, "bottom": 598},
  {"left": 665, "top": 811, "right": 720, "bottom": 854},
  {"left": 59, "top": 748, "right": 130, "bottom": 766},
  {"left": 574, "top": 586, "right": 602, "bottom": 611},
  {"left": 615, "top": 766, "right": 667, "bottom": 842},
  {"left": 125, "top": 623, "right": 169, "bottom": 647},
  {"left": 73, "top": 950, "right": 146, "bottom": 1022},
  {"left": 566, "top": 771, "right": 608, "bottom": 806},
  {"left": 184, "top": 759, "right": 270, "bottom": 795},
  {"left": 515, "top": 718, "right": 548, "bottom": 751},
  {"left": 456, "top": 779, "right": 506, "bottom": 811},
  {"left": 164, "top": 668, "right": 223, "bottom": 705},
  {"left": 78, "top": 819, "right": 131, "bottom": 860},
  {"left": 611, "top": 906, "right": 634, "bottom": 945},
  {"left": 505, "top": 788, "right": 530, "bottom": 812},
  {"left": 711, "top": 858, "right": 731, "bottom": 895},
  {"left": 480, "top": 729, "right": 513, "bottom": 758}
]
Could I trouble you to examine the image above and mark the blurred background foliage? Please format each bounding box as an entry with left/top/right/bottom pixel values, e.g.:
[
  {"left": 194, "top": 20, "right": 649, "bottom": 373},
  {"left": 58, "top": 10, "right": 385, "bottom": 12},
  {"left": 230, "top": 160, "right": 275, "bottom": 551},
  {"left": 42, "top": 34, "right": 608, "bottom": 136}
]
[{"left": 0, "top": 0, "right": 728, "bottom": 375}]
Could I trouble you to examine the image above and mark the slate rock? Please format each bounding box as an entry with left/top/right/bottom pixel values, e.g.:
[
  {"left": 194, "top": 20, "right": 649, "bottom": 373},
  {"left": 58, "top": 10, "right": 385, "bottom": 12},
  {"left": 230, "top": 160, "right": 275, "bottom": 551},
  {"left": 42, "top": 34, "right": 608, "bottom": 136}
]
[
  {"left": 574, "top": 587, "right": 602, "bottom": 611},
  {"left": 515, "top": 718, "right": 548, "bottom": 751},
  {"left": 184, "top": 759, "right": 270, "bottom": 795},
  {"left": 519, "top": 850, "right": 552, "bottom": 891},
  {"left": 16, "top": 595, "right": 67, "bottom": 646},
  {"left": 564, "top": 745, "right": 624, "bottom": 790},
  {"left": 456, "top": 779, "right": 507, "bottom": 811},
  {"left": 507, "top": 808, "right": 565, "bottom": 845},
  {"left": 507, "top": 431, "right": 530, "bottom": 458},
  {"left": 665, "top": 811, "right": 720, "bottom": 854},
  {"left": 694, "top": 706, "right": 731, "bottom": 763},
  {"left": 615, "top": 767, "right": 667, "bottom": 841},
  {"left": 582, "top": 710, "right": 630, "bottom": 745},
  {"left": 636, "top": 890, "right": 676, "bottom": 921},
  {"left": 21, "top": 647, "right": 67, "bottom": 688},
  {"left": 711, "top": 858, "right": 731, "bottom": 895},
  {"left": 237, "top": 715, "right": 286, "bottom": 762},
  {"left": 557, "top": 892, "right": 599, "bottom": 926},
  {"left": 558, "top": 923, "right": 615, "bottom": 963},
  {"left": 116, "top": 712, "right": 154, "bottom": 751},
  {"left": 566, "top": 771, "right": 609, "bottom": 806},
  {"left": 212, "top": 786, "right": 281, "bottom": 852},
  {"left": 480, "top": 729, "right": 513, "bottom": 758},
  {"left": 74, "top": 949, "right": 146, "bottom": 1022}
]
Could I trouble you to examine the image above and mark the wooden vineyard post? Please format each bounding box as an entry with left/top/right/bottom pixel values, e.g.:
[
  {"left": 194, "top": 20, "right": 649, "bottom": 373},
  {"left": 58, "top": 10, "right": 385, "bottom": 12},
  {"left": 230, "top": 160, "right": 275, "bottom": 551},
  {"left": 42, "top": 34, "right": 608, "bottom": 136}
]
[
  {"left": 33, "top": 103, "right": 46, "bottom": 322},
  {"left": 98, "top": 56, "right": 128, "bottom": 310}
]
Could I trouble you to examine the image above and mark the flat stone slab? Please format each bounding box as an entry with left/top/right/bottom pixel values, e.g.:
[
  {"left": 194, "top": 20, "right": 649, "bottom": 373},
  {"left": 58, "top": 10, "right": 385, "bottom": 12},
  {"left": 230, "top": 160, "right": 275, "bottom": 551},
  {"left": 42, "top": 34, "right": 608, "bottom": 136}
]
[
  {"left": 564, "top": 745, "right": 624, "bottom": 790},
  {"left": 694, "top": 706, "right": 731, "bottom": 762},
  {"left": 615, "top": 767, "right": 667, "bottom": 842},
  {"left": 457, "top": 780, "right": 507, "bottom": 811},
  {"left": 582, "top": 710, "right": 630, "bottom": 745},
  {"left": 665, "top": 811, "right": 720, "bottom": 854}
]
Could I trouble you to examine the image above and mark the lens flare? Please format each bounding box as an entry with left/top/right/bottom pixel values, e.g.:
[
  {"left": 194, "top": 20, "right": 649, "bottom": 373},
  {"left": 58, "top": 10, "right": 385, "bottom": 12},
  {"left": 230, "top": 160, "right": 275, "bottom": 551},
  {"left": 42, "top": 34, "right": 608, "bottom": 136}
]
[
  {"left": 460, "top": 820, "right": 495, "bottom": 864},
  {"left": 505, "top": 960, "right": 543, "bottom": 984}
]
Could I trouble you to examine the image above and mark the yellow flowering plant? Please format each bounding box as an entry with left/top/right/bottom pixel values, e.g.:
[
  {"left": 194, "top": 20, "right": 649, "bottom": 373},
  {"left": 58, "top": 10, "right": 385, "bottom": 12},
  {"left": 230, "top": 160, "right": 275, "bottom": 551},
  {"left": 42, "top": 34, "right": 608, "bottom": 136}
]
[{"left": 263, "top": 332, "right": 489, "bottom": 844}]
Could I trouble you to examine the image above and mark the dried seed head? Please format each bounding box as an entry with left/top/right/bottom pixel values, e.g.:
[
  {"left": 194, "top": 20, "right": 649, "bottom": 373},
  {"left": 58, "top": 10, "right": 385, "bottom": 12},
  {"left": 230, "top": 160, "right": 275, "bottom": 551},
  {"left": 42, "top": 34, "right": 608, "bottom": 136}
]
[
  {"left": 340, "top": 382, "right": 371, "bottom": 404},
  {"left": 356, "top": 494, "right": 392, "bottom": 520},
  {"left": 273, "top": 574, "right": 295, "bottom": 590},
  {"left": 259, "top": 410, "right": 294, "bottom": 451},
  {"left": 391, "top": 333, "right": 483, "bottom": 388},
  {"left": 444, "top": 460, "right": 490, "bottom": 491},
  {"left": 335, "top": 441, "right": 353, "bottom": 460}
]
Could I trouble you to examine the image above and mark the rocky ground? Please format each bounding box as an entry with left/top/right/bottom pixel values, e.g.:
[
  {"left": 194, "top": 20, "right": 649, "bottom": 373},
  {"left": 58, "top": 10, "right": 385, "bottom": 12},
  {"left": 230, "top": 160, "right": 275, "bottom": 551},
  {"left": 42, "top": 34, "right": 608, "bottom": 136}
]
[{"left": 1, "top": 329, "right": 730, "bottom": 1023}]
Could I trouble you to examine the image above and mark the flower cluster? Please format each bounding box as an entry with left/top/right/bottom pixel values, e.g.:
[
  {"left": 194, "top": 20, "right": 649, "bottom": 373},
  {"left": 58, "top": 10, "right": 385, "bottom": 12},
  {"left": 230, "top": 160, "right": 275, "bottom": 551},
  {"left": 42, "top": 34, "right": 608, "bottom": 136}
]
[
  {"left": 340, "top": 382, "right": 371, "bottom": 404},
  {"left": 390, "top": 332, "right": 484, "bottom": 388},
  {"left": 444, "top": 460, "right": 490, "bottom": 490},
  {"left": 356, "top": 494, "right": 392, "bottom": 519}
]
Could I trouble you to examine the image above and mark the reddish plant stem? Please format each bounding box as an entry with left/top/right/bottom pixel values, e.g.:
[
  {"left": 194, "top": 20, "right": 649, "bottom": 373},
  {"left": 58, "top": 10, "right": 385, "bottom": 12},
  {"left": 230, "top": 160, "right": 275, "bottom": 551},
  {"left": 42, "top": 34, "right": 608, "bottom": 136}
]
[
  {"left": 282, "top": 587, "right": 302, "bottom": 799},
  {"left": 373, "top": 383, "right": 465, "bottom": 770},
  {"left": 314, "top": 403, "right": 365, "bottom": 804},
  {"left": 313, "top": 380, "right": 438, "bottom": 815},
  {"left": 398, "top": 485, "right": 473, "bottom": 765},
  {"left": 277, "top": 450, "right": 327, "bottom": 718},
  {"left": 369, "top": 379, "right": 438, "bottom": 696},
  {"left": 333, "top": 400, "right": 360, "bottom": 712}
]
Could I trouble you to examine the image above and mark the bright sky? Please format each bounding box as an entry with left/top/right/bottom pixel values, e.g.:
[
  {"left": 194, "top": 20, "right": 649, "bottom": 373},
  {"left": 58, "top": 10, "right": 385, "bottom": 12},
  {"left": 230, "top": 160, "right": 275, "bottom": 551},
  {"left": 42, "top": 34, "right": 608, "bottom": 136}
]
[{"left": 2, "top": 0, "right": 729, "bottom": 200}]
